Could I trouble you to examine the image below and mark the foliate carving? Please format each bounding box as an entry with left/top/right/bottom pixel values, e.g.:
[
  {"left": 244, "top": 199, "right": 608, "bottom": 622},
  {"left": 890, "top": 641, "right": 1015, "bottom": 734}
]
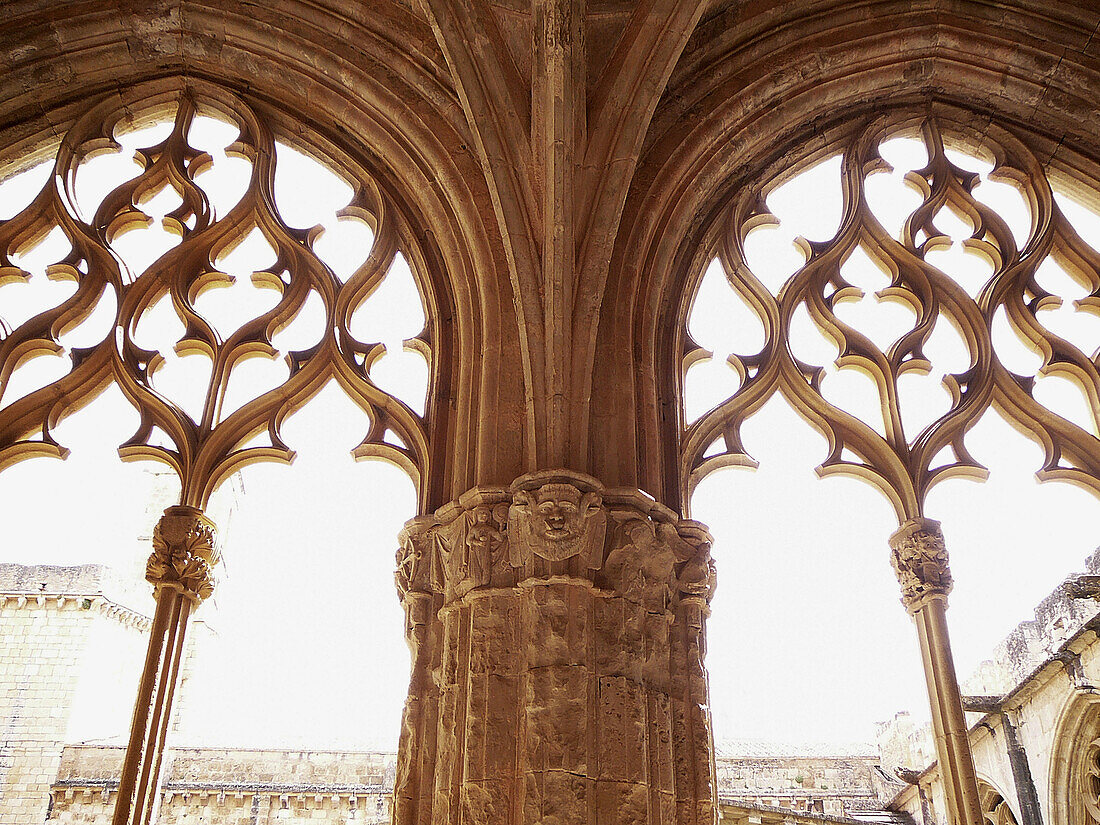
[
  {"left": 146, "top": 506, "right": 219, "bottom": 602},
  {"left": 889, "top": 517, "right": 952, "bottom": 612}
]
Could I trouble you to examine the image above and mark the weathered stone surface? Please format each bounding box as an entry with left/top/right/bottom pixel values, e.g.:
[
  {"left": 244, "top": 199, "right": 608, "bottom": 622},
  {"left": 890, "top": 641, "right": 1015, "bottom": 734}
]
[{"left": 394, "top": 470, "right": 716, "bottom": 825}]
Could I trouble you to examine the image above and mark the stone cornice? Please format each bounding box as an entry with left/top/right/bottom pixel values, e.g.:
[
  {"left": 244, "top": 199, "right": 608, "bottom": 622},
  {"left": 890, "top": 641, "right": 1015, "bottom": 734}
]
[{"left": 0, "top": 592, "right": 152, "bottom": 631}]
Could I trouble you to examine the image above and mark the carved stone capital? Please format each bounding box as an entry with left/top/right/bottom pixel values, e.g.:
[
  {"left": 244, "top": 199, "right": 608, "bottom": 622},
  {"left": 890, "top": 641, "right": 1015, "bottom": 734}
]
[
  {"left": 394, "top": 471, "right": 716, "bottom": 609},
  {"left": 146, "top": 506, "right": 219, "bottom": 603},
  {"left": 889, "top": 517, "right": 952, "bottom": 612}
]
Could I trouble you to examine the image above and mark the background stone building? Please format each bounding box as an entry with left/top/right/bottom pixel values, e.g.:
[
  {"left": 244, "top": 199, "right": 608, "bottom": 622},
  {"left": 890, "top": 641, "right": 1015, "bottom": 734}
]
[
  {"left": 1, "top": 561, "right": 397, "bottom": 825},
  {"left": 0, "top": 565, "right": 152, "bottom": 824},
  {"left": 883, "top": 551, "right": 1100, "bottom": 825}
]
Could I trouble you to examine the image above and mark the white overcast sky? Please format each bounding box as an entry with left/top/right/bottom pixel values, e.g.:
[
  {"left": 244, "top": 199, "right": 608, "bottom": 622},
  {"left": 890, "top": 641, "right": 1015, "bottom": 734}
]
[{"left": 1, "top": 119, "right": 1098, "bottom": 752}]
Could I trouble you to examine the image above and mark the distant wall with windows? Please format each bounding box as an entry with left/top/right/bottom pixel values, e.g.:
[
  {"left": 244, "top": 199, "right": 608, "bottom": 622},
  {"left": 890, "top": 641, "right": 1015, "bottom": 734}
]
[{"left": 47, "top": 746, "right": 395, "bottom": 825}]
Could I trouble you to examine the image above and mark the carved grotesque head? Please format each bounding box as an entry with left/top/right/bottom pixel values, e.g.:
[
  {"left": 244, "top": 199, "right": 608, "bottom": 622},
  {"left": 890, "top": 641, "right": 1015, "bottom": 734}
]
[
  {"left": 510, "top": 482, "right": 604, "bottom": 563},
  {"left": 912, "top": 530, "right": 946, "bottom": 560},
  {"left": 530, "top": 484, "right": 594, "bottom": 542}
]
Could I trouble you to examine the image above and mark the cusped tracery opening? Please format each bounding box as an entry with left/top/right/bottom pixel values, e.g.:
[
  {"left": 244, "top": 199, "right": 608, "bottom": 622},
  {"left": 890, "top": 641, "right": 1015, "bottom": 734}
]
[
  {"left": 0, "top": 82, "right": 435, "bottom": 759},
  {"left": 682, "top": 109, "right": 1100, "bottom": 750},
  {"left": 978, "top": 779, "right": 1019, "bottom": 825},
  {"left": 0, "top": 84, "right": 435, "bottom": 506}
]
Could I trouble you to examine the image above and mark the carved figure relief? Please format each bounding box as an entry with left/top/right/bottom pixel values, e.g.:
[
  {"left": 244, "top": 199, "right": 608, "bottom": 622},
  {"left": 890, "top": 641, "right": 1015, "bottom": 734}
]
[
  {"left": 508, "top": 482, "right": 605, "bottom": 565},
  {"left": 431, "top": 516, "right": 466, "bottom": 597},
  {"left": 677, "top": 551, "right": 717, "bottom": 602},
  {"left": 395, "top": 533, "right": 428, "bottom": 601},
  {"left": 889, "top": 519, "right": 952, "bottom": 610},
  {"left": 464, "top": 504, "right": 509, "bottom": 587},
  {"left": 604, "top": 519, "right": 680, "bottom": 608},
  {"left": 391, "top": 473, "right": 717, "bottom": 825}
]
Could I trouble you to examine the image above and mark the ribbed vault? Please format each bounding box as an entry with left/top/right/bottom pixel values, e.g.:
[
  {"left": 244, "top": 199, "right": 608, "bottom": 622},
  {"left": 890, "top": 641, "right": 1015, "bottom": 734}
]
[
  {"left": 3, "top": 7, "right": 1100, "bottom": 823},
  {"left": 4, "top": 1, "right": 1099, "bottom": 501}
]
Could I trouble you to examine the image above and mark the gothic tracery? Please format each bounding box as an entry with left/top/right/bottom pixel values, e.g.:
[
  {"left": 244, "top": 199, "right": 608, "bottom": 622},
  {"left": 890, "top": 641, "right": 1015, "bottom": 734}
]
[
  {"left": 0, "top": 83, "right": 434, "bottom": 510},
  {"left": 682, "top": 113, "right": 1100, "bottom": 522},
  {"left": 1086, "top": 734, "right": 1100, "bottom": 824},
  {"left": 3, "top": 3, "right": 1100, "bottom": 825}
]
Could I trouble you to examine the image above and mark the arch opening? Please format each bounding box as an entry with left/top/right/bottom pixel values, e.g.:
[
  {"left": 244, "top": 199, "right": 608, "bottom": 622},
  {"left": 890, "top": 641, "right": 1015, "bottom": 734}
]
[{"left": 680, "top": 109, "right": 1100, "bottom": 785}]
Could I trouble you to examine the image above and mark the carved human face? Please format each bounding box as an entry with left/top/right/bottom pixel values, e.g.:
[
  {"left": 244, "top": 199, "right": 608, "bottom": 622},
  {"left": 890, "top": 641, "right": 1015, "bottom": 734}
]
[
  {"left": 910, "top": 530, "right": 946, "bottom": 561},
  {"left": 532, "top": 484, "right": 585, "bottom": 542}
]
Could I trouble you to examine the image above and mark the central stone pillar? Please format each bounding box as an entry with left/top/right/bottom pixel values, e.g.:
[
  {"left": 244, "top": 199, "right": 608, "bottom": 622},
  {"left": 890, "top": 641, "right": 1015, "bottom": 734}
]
[{"left": 393, "top": 470, "right": 717, "bottom": 825}]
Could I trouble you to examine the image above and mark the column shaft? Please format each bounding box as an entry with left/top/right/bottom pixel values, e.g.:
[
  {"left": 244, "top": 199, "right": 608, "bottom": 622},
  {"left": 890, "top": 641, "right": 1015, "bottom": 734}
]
[
  {"left": 912, "top": 598, "right": 982, "bottom": 825},
  {"left": 890, "top": 518, "right": 982, "bottom": 825},
  {"left": 112, "top": 506, "right": 218, "bottom": 825},
  {"left": 393, "top": 472, "right": 717, "bottom": 825}
]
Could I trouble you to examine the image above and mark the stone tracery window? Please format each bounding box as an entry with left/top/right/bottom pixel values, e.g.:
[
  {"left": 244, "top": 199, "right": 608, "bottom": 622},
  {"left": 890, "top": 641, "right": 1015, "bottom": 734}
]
[
  {"left": 681, "top": 111, "right": 1100, "bottom": 517},
  {"left": 680, "top": 107, "right": 1100, "bottom": 784},
  {"left": 1085, "top": 733, "right": 1100, "bottom": 824},
  {"left": 978, "top": 780, "right": 1019, "bottom": 825},
  {"left": 0, "top": 83, "right": 434, "bottom": 506},
  {"left": 0, "top": 82, "right": 437, "bottom": 815}
]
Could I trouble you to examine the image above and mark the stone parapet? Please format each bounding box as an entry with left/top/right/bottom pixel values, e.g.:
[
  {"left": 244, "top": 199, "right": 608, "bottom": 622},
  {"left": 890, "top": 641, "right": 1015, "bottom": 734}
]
[
  {"left": 0, "top": 563, "right": 153, "bottom": 622},
  {"left": 49, "top": 745, "right": 397, "bottom": 824},
  {"left": 57, "top": 744, "right": 396, "bottom": 788}
]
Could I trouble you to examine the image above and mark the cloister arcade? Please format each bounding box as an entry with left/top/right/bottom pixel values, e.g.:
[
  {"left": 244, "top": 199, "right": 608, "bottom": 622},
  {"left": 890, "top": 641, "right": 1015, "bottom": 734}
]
[{"left": 2, "top": 3, "right": 1100, "bottom": 825}]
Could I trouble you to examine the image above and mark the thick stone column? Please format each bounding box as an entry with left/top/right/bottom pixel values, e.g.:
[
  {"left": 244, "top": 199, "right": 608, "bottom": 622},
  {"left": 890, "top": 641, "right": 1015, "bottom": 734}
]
[
  {"left": 113, "top": 506, "right": 218, "bottom": 825},
  {"left": 889, "top": 518, "right": 982, "bottom": 825},
  {"left": 393, "top": 470, "right": 717, "bottom": 825}
]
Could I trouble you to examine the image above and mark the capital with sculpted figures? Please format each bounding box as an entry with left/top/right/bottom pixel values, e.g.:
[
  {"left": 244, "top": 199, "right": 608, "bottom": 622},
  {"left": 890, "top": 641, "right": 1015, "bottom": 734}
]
[{"left": 889, "top": 517, "right": 952, "bottom": 612}]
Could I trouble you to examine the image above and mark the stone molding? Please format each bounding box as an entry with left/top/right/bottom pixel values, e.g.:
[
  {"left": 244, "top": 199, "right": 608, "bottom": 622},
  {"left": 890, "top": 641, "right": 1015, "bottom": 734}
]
[
  {"left": 146, "top": 506, "right": 220, "bottom": 603},
  {"left": 889, "top": 518, "right": 952, "bottom": 613},
  {"left": 396, "top": 470, "right": 715, "bottom": 610},
  {"left": 0, "top": 592, "right": 151, "bottom": 630}
]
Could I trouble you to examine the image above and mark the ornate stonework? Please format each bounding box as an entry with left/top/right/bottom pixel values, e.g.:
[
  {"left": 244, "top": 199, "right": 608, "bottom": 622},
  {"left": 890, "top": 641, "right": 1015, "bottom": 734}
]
[
  {"left": 888, "top": 518, "right": 953, "bottom": 613},
  {"left": 509, "top": 479, "right": 606, "bottom": 564},
  {"left": 396, "top": 471, "right": 713, "bottom": 609},
  {"left": 978, "top": 781, "right": 1019, "bottom": 825},
  {"left": 1086, "top": 735, "right": 1100, "bottom": 824},
  {"left": 146, "top": 506, "right": 220, "bottom": 603},
  {"left": 393, "top": 471, "right": 717, "bottom": 825}
]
